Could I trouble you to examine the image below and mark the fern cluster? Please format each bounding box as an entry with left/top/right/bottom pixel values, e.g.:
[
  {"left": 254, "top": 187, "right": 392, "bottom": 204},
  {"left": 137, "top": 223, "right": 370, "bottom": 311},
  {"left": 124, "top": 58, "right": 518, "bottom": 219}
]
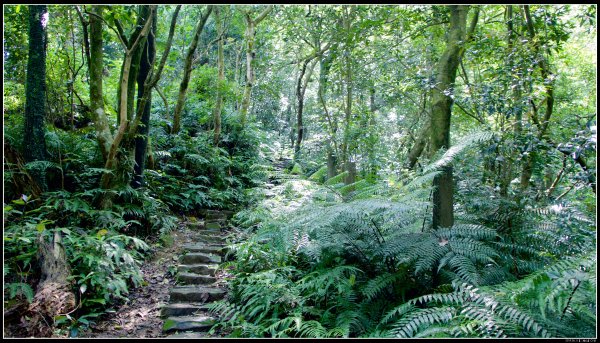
[{"left": 210, "top": 129, "right": 595, "bottom": 338}]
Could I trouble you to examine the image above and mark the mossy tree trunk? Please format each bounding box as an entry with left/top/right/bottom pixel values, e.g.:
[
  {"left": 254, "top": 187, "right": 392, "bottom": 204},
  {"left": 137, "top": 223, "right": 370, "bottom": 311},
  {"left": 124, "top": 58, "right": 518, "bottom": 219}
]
[
  {"left": 88, "top": 5, "right": 113, "bottom": 161},
  {"left": 171, "top": 6, "right": 213, "bottom": 134},
  {"left": 240, "top": 6, "right": 273, "bottom": 127},
  {"left": 213, "top": 6, "right": 224, "bottom": 146},
  {"left": 430, "top": 5, "right": 470, "bottom": 230},
  {"left": 23, "top": 5, "right": 49, "bottom": 192}
]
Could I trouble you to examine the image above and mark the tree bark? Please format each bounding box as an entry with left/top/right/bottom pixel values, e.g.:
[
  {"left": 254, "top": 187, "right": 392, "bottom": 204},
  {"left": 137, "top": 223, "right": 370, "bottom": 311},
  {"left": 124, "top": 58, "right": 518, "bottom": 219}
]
[
  {"left": 294, "top": 58, "right": 317, "bottom": 160},
  {"left": 240, "top": 6, "right": 273, "bottom": 127},
  {"left": 88, "top": 5, "right": 113, "bottom": 161},
  {"left": 213, "top": 6, "right": 224, "bottom": 146},
  {"left": 132, "top": 7, "right": 156, "bottom": 188},
  {"left": 520, "top": 5, "right": 555, "bottom": 190},
  {"left": 27, "top": 231, "right": 75, "bottom": 337},
  {"left": 23, "top": 5, "right": 49, "bottom": 192},
  {"left": 430, "top": 5, "right": 470, "bottom": 230},
  {"left": 100, "top": 6, "right": 155, "bottom": 191},
  {"left": 405, "top": 122, "right": 431, "bottom": 170},
  {"left": 172, "top": 6, "right": 213, "bottom": 134}
]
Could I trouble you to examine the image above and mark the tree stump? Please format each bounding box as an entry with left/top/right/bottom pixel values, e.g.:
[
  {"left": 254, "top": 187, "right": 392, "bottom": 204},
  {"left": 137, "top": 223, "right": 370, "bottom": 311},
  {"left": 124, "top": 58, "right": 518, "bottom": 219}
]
[{"left": 27, "top": 231, "right": 76, "bottom": 337}]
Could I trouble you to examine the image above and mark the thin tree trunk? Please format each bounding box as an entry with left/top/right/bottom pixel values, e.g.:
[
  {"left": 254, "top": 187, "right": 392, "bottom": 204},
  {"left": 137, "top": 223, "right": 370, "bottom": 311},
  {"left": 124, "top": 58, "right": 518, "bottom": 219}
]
[
  {"left": 520, "top": 5, "right": 555, "bottom": 190},
  {"left": 172, "top": 6, "right": 213, "bottom": 134},
  {"left": 294, "top": 58, "right": 317, "bottom": 160},
  {"left": 240, "top": 6, "right": 273, "bottom": 127},
  {"left": 213, "top": 6, "right": 224, "bottom": 146},
  {"left": 405, "top": 122, "right": 431, "bottom": 170}
]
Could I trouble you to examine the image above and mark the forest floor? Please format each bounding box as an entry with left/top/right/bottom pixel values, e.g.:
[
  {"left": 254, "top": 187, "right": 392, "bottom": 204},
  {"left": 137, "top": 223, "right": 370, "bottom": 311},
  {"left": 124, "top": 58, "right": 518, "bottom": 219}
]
[{"left": 81, "top": 217, "right": 229, "bottom": 338}]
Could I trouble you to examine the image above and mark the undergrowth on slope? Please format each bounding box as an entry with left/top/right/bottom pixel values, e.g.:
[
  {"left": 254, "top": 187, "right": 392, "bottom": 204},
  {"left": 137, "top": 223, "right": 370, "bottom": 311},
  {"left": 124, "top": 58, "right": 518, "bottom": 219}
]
[{"left": 208, "top": 131, "right": 596, "bottom": 338}]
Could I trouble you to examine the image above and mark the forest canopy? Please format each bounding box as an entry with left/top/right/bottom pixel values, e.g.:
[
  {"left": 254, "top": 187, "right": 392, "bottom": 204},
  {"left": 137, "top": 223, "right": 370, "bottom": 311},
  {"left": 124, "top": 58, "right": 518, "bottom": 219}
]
[{"left": 3, "top": 4, "right": 597, "bottom": 338}]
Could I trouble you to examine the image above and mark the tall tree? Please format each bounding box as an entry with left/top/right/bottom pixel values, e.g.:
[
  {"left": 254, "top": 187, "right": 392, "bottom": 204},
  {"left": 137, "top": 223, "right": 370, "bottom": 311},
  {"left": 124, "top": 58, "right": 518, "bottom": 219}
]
[
  {"left": 213, "top": 6, "right": 225, "bottom": 145},
  {"left": 23, "top": 5, "right": 49, "bottom": 192},
  {"left": 429, "top": 5, "right": 471, "bottom": 229},
  {"left": 519, "top": 5, "right": 555, "bottom": 190},
  {"left": 132, "top": 7, "right": 157, "bottom": 188},
  {"left": 86, "top": 5, "right": 113, "bottom": 161},
  {"left": 171, "top": 6, "right": 213, "bottom": 134},
  {"left": 240, "top": 5, "right": 273, "bottom": 127},
  {"left": 100, "top": 5, "right": 155, "bottom": 190}
]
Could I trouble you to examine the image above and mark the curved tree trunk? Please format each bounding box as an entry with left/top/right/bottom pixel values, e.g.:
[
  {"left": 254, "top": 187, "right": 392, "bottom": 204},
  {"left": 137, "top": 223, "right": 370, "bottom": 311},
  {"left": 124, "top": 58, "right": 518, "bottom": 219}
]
[
  {"left": 171, "top": 6, "right": 213, "bottom": 134},
  {"left": 430, "top": 5, "right": 470, "bottom": 230}
]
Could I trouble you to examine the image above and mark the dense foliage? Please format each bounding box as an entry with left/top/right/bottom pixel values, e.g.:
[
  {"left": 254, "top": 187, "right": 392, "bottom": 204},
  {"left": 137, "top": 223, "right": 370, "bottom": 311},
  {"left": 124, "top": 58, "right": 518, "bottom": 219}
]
[{"left": 3, "top": 4, "right": 596, "bottom": 338}]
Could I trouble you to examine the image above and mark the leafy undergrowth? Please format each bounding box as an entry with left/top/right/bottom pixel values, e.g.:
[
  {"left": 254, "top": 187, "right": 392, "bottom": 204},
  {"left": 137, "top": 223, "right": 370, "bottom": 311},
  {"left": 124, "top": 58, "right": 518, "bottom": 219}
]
[{"left": 207, "top": 134, "right": 597, "bottom": 338}]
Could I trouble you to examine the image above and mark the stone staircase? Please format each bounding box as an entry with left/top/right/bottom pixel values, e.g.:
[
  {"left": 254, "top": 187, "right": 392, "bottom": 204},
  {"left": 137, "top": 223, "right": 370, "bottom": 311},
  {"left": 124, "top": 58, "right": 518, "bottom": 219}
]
[{"left": 161, "top": 210, "right": 233, "bottom": 338}]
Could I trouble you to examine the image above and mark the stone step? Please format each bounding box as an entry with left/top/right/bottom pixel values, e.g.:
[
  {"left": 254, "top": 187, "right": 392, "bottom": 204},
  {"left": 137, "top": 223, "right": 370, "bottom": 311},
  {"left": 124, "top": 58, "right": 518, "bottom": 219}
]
[
  {"left": 206, "top": 213, "right": 227, "bottom": 220},
  {"left": 194, "top": 235, "right": 226, "bottom": 244},
  {"left": 180, "top": 252, "right": 221, "bottom": 264},
  {"left": 204, "top": 222, "right": 222, "bottom": 231},
  {"left": 161, "top": 302, "right": 212, "bottom": 317},
  {"left": 166, "top": 332, "right": 209, "bottom": 338},
  {"left": 169, "top": 286, "right": 226, "bottom": 303},
  {"left": 177, "top": 272, "right": 217, "bottom": 285},
  {"left": 182, "top": 244, "right": 226, "bottom": 255},
  {"left": 178, "top": 264, "right": 218, "bottom": 276},
  {"left": 187, "top": 221, "right": 205, "bottom": 229},
  {"left": 163, "top": 315, "right": 215, "bottom": 333}
]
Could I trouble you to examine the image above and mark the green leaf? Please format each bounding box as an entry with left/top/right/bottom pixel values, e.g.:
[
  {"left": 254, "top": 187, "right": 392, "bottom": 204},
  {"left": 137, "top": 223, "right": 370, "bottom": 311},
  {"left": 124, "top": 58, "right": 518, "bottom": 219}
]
[{"left": 36, "top": 223, "right": 46, "bottom": 232}]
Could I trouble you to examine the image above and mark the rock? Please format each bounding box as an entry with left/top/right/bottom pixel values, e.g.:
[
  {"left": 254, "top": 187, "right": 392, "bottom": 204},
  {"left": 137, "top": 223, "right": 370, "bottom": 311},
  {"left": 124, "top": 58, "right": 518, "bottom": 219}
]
[
  {"left": 180, "top": 252, "right": 221, "bottom": 264},
  {"left": 177, "top": 264, "right": 218, "bottom": 276},
  {"left": 163, "top": 315, "right": 215, "bottom": 333},
  {"left": 204, "top": 222, "right": 221, "bottom": 231},
  {"left": 166, "top": 331, "right": 208, "bottom": 338},
  {"left": 169, "top": 286, "right": 226, "bottom": 303},
  {"left": 160, "top": 303, "right": 213, "bottom": 317},
  {"left": 177, "top": 272, "right": 216, "bottom": 285},
  {"left": 194, "top": 235, "right": 225, "bottom": 244},
  {"left": 181, "top": 244, "right": 226, "bottom": 255}
]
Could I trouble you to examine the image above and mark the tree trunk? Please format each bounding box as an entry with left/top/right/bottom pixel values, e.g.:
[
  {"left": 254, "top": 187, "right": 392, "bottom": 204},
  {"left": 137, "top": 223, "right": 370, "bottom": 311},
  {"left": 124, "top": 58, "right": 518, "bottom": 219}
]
[
  {"left": 132, "top": 7, "right": 156, "bottom": 188},
  {"left": 89, "top": 5, "right": 113, "bottom": 161},
  {"left": 294, "top": 58, "right": 317, "bottom": 160},
  {"left": 23, "top": 5, "right": 49, "bottom": 192},
  {"left": 213, "top": 6, "right": 224, "bottom": 146},
  {"left": 327, "top": 150, "right": 337, "bottom": 179},
  {"left": 240, "top": 6, "right": 273, "bottom": 127},
  {"left": 405, "top": 123, "right": 431, "bottom": 170},
  {"left": 172, "top": 6, "right": 213, "bottom": 134},
  {"left": 430, "top": 5, "right": 470, "bottom": 230},
  {"left": 520, "top": 5, "right": 555, "bottom": 191},
  {"left": 341, "top": 9, "right": 353, "bottom": 175},
  {"left": 100, "top": 6, "right": 154, "bottom": 191}
]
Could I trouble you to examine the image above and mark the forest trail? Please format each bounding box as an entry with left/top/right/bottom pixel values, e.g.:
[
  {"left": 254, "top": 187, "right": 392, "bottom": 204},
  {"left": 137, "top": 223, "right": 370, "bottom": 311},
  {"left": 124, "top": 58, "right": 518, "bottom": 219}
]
[
  {"left": 82, "top": 210, "right": 236, "bottom": 338},
  {"left": 161, "top": 209, "right": 234, "bottom": 338}
]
